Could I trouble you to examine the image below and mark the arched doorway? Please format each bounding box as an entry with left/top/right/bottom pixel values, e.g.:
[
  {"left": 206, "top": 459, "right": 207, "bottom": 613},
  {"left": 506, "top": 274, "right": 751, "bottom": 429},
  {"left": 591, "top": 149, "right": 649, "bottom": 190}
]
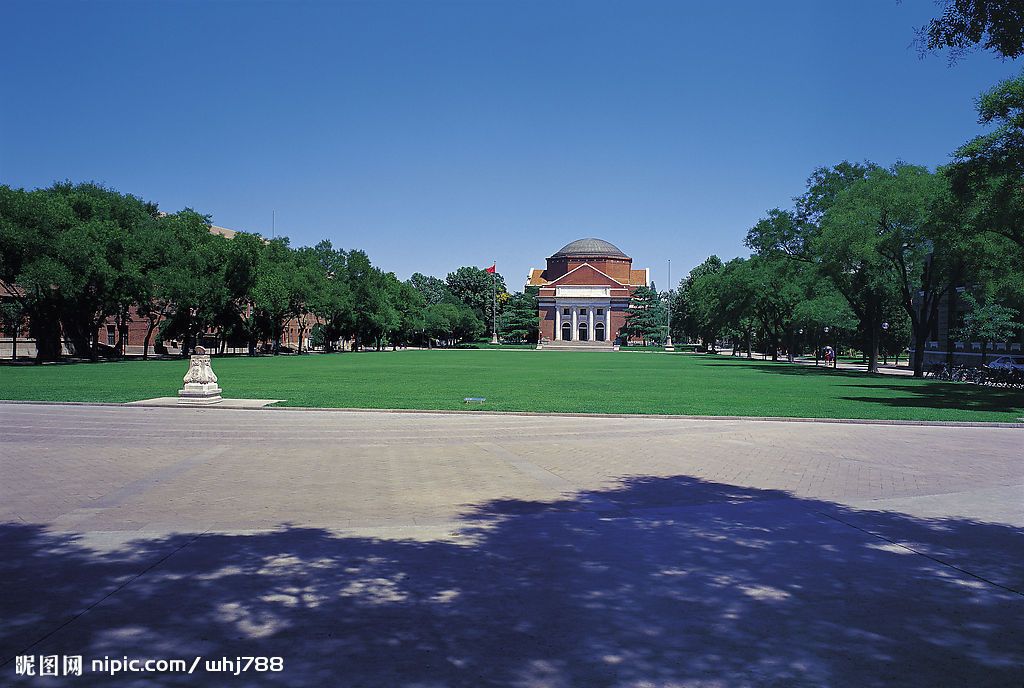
[
  {"left": 578, "top": 323, "right": 588, "bottom": 341},
  {"left": 595, "top": 322, "right": 605, "bottom": 341},
  {"left": 561, "top": 322, "right": 572, "bottom": 341}
]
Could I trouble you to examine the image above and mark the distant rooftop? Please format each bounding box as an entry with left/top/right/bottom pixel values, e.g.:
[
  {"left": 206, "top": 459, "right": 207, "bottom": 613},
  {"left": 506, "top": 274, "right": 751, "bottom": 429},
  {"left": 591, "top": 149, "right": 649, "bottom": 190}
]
[
  {"left": 550, "top": 238, "right": 628, "bottom": 259},
  {"left": 209, "top": 225, "right": 238, "bottom": 239}
]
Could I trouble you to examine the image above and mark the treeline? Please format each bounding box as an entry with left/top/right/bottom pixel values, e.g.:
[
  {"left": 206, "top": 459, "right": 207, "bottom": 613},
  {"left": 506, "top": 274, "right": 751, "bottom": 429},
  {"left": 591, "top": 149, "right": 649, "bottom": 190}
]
[
  {"left": 670, "top": 71, "right": 1024, "bottom": 376},
  {"left": 0, "top": 183, "right": 539, "bottom": 362}
]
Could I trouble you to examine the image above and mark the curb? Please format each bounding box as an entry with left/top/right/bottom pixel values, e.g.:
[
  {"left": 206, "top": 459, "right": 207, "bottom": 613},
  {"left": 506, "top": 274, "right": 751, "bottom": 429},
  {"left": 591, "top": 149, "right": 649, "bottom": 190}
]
[{"left": 1, "top": 399, "right": 1021, "bottom": 428}]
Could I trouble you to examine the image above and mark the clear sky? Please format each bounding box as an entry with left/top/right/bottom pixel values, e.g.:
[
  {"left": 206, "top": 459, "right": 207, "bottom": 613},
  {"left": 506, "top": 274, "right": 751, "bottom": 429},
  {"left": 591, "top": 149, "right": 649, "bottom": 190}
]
[{"left": 1, "top": 1, "right": 1019, "bottom": 288}]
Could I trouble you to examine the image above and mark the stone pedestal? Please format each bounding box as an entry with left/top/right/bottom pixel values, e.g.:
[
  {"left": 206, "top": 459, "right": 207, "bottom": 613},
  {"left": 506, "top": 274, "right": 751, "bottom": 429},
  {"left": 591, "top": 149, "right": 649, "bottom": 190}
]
[
  {"left": 178, "top": 347, "right": 222, "bottom": 405},
  {"left": 664, "top": 335, "right": 675, "bottom": 352}
]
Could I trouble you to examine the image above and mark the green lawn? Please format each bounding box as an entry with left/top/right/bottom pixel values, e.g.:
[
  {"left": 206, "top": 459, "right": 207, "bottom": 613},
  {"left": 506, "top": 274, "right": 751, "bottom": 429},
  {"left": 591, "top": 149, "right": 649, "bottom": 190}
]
[{"left": 2, "top": 351, "right": 1022, "bottom": 422}]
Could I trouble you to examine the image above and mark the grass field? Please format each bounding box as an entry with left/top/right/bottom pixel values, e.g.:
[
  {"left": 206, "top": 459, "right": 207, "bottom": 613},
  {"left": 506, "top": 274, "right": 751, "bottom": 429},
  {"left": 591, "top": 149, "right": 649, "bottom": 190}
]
[{"left": 2, "top": 350, "right": 1022, "bottom": 422}]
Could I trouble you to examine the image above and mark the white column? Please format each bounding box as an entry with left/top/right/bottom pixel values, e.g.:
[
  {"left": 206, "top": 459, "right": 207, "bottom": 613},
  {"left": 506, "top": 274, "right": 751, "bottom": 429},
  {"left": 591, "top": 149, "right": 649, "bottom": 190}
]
[
  {"left": 605, "top": 304, "right": 611, "bottom": 341},
  {"left": 588, "top": 306, "right": 595, "bottom": 342},
  {"left": 571, "top": 307, "right": 578, "bottom": 341},
  {"left": 555, "top": 305, "right": 561, "bottom": 340}
]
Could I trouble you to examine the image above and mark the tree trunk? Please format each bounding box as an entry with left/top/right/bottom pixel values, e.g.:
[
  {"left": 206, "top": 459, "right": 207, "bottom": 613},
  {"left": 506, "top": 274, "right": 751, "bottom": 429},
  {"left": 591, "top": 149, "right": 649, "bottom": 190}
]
[
  {"left": 912, "top": 325, "right": 928, "bottom": 378},
  {"left": 866, "top": 298, "right": 880, "bottom": 373},
  {"left": 32, "top": 309, "right": 62, "bottom": 363},
  {"left": 867, "top": 327, "right": 879, "bottom": 373},
  {"left": 143, "top": 320, "right": 157, "bottom": 360},
  {"left": 117, "top": 309, "right": 129, "bottom": 358},
  {"left": 89, "top": 322, "right": 100, "bottom": 361},
  {"left": 946, "top": 287, "right": 958, "bottom": 369}
]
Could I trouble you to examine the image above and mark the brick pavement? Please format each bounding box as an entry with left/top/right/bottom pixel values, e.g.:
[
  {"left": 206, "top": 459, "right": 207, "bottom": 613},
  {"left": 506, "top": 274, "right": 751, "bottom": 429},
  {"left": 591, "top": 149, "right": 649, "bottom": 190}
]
[{"left": 1, "top": 404, "right": 1021, "bottom": 686}]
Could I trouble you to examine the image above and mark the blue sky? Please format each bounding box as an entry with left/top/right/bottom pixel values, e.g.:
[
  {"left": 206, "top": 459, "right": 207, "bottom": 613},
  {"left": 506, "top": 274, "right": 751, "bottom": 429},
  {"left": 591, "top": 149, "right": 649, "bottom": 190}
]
[{"left": 1, "top": 1, "right": 1019, "bottom": 288}]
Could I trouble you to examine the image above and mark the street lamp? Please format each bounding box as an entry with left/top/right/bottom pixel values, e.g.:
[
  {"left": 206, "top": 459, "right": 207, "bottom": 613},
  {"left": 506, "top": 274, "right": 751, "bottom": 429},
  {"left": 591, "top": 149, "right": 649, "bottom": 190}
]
[
  {"left": 881, "top": 322, "right": 890, "bottom": 365},
  {"left": 824, "top": 326, "right": 835, "bottom": 368}
]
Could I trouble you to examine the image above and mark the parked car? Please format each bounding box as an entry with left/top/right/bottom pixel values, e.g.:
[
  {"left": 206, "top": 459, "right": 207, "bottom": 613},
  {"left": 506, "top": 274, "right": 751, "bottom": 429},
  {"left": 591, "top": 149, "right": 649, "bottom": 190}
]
[{"left": 986, "top": 355, "right": 1024, "bottom": 371}]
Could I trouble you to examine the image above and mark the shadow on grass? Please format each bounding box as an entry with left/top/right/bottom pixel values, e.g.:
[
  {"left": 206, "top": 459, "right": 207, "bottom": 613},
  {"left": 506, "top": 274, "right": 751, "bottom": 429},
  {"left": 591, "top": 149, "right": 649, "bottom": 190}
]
[
  {"left": 840, "top": 384, "right": 1024, "bottom": 413},
  {"left": 2, "top": 476, "right": 1022, "bottom": 686},
  {"left": 701, "top": 359, "right": 1024, "bottom": 415},
  {"left": 701, "top": 360, "right": 880, "bottom": 379}
]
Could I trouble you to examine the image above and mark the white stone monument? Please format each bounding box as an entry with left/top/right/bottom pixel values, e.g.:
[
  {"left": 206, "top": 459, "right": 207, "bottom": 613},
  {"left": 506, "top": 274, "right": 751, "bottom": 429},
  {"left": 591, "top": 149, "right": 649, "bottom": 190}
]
[{"left": 177, "top": 346, "right": 222, "bottom": 405}]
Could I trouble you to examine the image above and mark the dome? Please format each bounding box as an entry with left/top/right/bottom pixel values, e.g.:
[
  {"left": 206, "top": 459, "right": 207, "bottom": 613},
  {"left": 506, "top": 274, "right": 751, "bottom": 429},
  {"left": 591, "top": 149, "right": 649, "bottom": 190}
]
[{"left": 550, "top": 238, "right": 628, "bottom": 259}]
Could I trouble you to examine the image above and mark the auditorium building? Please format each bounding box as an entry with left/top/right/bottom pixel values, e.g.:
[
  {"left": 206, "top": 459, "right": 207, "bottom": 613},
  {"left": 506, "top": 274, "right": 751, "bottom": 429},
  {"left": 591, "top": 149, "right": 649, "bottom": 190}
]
[{"left": 527, "top": 238, "right": 648, "bottom": 346}]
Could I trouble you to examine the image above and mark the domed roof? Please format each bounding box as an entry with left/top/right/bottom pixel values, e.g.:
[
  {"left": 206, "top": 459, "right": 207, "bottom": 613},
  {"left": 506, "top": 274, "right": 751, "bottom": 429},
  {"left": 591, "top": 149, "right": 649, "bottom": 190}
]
[{"left": 551, "top": 238, "right": 628, "bottom": 259}]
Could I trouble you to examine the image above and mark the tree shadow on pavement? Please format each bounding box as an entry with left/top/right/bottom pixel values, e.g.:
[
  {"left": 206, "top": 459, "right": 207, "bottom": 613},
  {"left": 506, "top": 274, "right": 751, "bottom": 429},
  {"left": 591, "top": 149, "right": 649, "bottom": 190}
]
[{"left": 2, "top": 476, "right": 1022, "bottom": 687}]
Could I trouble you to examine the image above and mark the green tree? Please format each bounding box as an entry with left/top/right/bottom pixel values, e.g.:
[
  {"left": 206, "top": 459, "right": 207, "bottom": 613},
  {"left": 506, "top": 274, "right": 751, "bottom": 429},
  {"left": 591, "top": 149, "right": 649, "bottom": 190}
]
[
  {"left": 747, "top": 162, "right": 899, "bottom": 372},
  {"left": 824, "top": 164, "right": 953, "bottom": 376},
  {"left": 955, "top": 293, "right": 1023, "bottom": 364},
  {"left": 290, "top": 246, "right": 329, "bottom": 354},
  {"left": 222, "top": 231, "right": 264, "bottom": 355},
  {"left": 621, "top": 285, "right": 667, "bottom": 345},
  {"left": 389, "top": 278, "right": 426, "bottom": 349},
  {"left": 309, "top": 241, "right": 352, "bottom": 352},
  {"left": 498, "top": 289, "right": 539, "bottom": 343},
  {"left": 251, "top": 238, "right": 294, "bottom": 354},
  {"left": 423, "top": 302, "right": 483, "bottom": 346},
  {"left": 424, "top": 303, "right": 456, "bottom": 347},
  {"left": 445, "top": 266, "right": 508, "bottom": 335},
  {"left": 793, "top": 288, "right": 859, "bottom": 363},
  {"left": 917, "top": 0, "right": 1024, "bottom": 60},
  {"left": 0, "top": 182, "right": 162, "bottom": 361},
  {"left": 347, "top": 250, "right": 399, "bottom": 350},
  {"left": 946, "top": 72, "right": 1024, "bottom": 249},
  {"left": 746, "top": 255, "right": 812, "bottom": 362},
  {"left": 409, "top": 273, "right": 451, "bottom": 306},
  {"left": 135, "top": 209, "right": 216, "bottom": 358},
  {"left": 673, "top": 255, "right": 724, "bottom": 347},
  {"left": 0, "top": 300, "right": 26, "bottom": 360}
]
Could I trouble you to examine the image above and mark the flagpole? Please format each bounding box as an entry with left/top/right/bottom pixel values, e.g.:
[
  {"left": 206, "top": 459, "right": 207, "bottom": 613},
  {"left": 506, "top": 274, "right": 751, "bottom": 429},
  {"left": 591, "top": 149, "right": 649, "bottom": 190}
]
[
  {"left": 490, "top": 262, "right": 499, "bottom": 345},
  {"left": 664, "top": 258, "right": 675, "bottom": 351}
]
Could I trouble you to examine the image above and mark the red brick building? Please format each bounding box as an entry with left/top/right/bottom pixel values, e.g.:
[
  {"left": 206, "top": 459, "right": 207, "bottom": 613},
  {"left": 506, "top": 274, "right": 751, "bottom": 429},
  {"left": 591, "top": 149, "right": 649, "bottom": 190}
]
[{"left": 527, "top": 238, "right": 648, "bottom": 344}]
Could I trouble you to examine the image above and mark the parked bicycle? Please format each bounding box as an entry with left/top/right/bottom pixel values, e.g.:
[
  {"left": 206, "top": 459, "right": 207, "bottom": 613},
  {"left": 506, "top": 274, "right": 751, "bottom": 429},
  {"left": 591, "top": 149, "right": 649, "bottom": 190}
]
[{"left": 926, "top": 363, "right": 1023, "bottom": 389}]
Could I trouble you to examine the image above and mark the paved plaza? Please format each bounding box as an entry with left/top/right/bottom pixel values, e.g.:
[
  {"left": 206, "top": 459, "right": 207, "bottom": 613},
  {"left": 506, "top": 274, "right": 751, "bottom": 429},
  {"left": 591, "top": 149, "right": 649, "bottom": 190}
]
[{"left": 1, "top": 403, "right": 1022, "bottom": 686}]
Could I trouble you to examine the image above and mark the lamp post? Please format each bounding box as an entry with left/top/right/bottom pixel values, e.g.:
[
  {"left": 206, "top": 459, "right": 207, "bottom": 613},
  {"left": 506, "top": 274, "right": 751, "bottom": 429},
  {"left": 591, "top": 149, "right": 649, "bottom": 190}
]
[
  {"left": 824, "top": 326, "right": 832, "bottom": 368},
  {"left": 490, "top": 261, "right": 499, "bottom": 345},
  {"left": 881, "top": 321, "right": 889, "bottom": 365},
  {"left": 664, "top": 259, "right": 675, "bottom": 352}
]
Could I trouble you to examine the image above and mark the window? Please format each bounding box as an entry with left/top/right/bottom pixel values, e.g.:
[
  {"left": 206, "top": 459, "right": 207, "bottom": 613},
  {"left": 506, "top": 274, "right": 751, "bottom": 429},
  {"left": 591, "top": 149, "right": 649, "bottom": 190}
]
[
  {"left": 106, "top": 325, "right": 116, "bottom": 346},
  {"left": 596, "top": 308, "right": 604, "bottom": 315},
  {"left": 562, "top": 308, "right": 570, "bottom": 316},
  {"left": 579, "top": 309, "right": 586, "bottom": 315}
]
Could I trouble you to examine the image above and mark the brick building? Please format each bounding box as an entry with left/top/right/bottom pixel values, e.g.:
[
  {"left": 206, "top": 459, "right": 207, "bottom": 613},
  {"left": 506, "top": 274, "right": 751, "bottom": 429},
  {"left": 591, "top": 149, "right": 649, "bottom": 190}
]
[
  {"left": 911, "top": 287, "right": 1023, "bottom": 366},
  {"left": 527, "top": 238, "right": 648, "bottom": 346}
]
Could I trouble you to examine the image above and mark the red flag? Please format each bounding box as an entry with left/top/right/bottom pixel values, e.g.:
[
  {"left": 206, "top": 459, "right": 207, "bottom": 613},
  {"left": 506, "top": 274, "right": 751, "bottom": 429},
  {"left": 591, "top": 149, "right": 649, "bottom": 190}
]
[{"left": 485, "top": 264, "right": 496, "bottom": 274}]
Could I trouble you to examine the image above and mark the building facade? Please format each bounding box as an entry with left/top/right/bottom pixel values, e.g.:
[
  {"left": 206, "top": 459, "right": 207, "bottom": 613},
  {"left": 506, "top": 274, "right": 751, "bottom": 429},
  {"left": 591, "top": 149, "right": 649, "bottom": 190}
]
[
  {"left": 911, "top": 287, "right": 1023, "bottom": 366},
  {"left": 527, "top": 238, "right": 648, "bottom": 344}
]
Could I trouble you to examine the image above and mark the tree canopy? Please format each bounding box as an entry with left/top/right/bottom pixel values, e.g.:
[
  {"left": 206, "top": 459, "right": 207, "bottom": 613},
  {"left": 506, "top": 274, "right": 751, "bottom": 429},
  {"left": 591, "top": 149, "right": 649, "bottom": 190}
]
[{"left": 917, "top": 0, "right": 1024, "bottom": 60}]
